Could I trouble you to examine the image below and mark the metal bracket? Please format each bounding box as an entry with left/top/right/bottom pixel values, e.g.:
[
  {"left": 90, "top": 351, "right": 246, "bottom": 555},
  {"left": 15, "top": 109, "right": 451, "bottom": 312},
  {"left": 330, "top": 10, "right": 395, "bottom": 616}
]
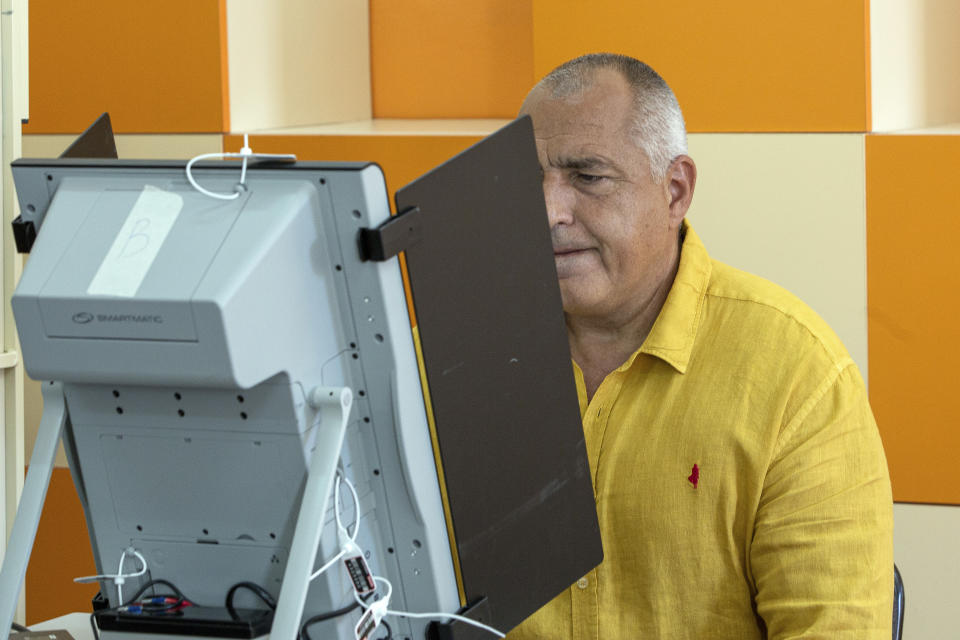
[
  {"left": 0, "top": 350, "right": 19, "bottom": 369},
  {"left": 269, "top": 386, "right": 353, "bottom": 640},
  {"left": 358, "top": 206, "right": 422, "bottom": 262},
  {"left": 11, "top": 214, "right": 36, "bottom": 254},
  {"left": 0, "top": 382, "right": 68, "bottom": 637}
]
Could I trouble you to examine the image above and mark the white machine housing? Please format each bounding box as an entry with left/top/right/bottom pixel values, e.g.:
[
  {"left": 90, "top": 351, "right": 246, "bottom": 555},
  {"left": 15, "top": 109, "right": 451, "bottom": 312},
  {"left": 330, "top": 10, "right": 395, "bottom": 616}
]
[{"left": 3, "top": 159, "right": 460, "bottom": 639}]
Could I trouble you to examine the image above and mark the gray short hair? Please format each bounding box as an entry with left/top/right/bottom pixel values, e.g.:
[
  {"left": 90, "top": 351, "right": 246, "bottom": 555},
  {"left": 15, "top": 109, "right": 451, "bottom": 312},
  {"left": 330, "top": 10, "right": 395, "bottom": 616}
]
[{"left": 533, "top": 53, "right": 688, "bottom": 182}]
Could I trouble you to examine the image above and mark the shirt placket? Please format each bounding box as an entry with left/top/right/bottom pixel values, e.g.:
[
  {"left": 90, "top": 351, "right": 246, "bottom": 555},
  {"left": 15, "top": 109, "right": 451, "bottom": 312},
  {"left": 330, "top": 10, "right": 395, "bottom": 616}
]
[{"left": 572, "top": 372, "right": 624, "bottom": 639}]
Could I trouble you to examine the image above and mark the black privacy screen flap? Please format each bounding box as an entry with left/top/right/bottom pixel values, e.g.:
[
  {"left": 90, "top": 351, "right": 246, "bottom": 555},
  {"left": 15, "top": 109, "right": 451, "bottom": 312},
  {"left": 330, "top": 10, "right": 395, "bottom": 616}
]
[{"left": 395, "top": 116, "right": 603, "bottom": 634}]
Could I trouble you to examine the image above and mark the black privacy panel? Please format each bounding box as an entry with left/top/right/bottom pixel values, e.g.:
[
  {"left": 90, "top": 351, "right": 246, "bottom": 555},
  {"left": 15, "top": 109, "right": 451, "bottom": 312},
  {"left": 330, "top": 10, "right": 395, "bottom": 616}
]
[{"left": 395, "top": 116, "right": 603, "bottom": 634}]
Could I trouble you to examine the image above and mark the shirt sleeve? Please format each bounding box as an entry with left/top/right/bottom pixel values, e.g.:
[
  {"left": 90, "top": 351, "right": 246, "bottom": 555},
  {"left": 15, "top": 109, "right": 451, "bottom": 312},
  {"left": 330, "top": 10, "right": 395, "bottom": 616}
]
[{"left": 750, "top": 362, "right": 894, "bottom": 639}]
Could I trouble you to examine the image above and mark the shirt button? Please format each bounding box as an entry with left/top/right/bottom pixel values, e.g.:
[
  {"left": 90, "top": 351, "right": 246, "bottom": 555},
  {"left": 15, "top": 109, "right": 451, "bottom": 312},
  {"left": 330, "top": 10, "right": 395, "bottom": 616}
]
[{"left": 577, "top": 577, "right": 589, "bottom": 589}]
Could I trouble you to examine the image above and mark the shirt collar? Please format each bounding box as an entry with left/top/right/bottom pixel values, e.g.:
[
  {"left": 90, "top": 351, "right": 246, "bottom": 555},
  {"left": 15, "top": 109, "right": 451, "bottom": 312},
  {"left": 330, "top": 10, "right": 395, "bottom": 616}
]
[{"left": 617, "top": 220, "right": 711, "bottom": 375}]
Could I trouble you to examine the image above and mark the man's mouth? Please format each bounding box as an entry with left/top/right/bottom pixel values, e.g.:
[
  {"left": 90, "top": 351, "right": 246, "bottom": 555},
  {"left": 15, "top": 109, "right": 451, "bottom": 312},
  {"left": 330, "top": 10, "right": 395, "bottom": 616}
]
[{"left": 553, "top": 247, "right": 589, "bottom": 256}]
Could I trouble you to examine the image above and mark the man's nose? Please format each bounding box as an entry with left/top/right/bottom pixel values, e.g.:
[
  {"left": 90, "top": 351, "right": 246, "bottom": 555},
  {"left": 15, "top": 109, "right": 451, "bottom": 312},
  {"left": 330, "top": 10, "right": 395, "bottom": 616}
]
[{"left": 543, "top": 174, "right": 575, "bottom": 228}]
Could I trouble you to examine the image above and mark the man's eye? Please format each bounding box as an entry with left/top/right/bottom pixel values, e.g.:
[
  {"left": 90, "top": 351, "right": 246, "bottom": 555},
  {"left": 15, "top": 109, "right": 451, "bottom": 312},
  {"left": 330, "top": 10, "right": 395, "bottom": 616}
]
[{"left": 576, "top": 173, "right": 605, "bottom": 184}]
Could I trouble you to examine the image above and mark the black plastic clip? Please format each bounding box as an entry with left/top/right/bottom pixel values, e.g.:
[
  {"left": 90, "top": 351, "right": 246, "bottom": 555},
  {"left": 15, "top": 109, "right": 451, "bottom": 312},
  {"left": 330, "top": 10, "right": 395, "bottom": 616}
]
[
  {"left": 426, "top": 597, "right": 493, "bottom": 640},
  {"left": 11, "top": 215, "right": 36, "bottom": 254},
  {"left": 358, "top": 205, "right": 422, "bottom": 262}
]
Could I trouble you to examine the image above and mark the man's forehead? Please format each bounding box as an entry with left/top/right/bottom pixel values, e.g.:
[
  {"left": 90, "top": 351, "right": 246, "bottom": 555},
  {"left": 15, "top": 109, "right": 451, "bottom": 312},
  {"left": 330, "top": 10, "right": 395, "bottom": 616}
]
[{"left": 525, "top": 85, "right": 633, "bottom": 138}]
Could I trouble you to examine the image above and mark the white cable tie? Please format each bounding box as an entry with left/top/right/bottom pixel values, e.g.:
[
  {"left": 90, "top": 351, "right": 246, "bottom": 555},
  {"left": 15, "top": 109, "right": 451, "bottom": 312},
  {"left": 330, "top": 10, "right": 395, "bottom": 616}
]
[
  {"left": 184, "top": 136, "right": 297, "bottom": 201},
  {"left": 360, "top": 576, "right": 505, "bottom": 638},
  {"left": 185, "top": 153, "right": 240, "bottom": 201},
  {"left": 74, "top": 549, "right": 147, "bottom": 584},
  {"left": 384, "top": 609, "right": 506, "bottom": 638}
]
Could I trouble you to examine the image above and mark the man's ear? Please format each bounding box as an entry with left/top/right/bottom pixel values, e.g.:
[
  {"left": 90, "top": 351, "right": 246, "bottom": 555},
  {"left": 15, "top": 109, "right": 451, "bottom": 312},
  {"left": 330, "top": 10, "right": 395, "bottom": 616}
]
[{"left": 666, "top": 155, "right": 697, "bottom": 226}]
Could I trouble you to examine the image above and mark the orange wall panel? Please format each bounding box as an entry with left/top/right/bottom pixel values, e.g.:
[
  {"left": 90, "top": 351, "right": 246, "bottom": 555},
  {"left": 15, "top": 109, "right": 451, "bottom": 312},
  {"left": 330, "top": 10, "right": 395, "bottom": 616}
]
[
  {"left": 24, "top": 468, "right": 99, "bottom": 625},
  {"left": 532, "top": 0, "right": 870, "bottom": 132},
  {"left": 370, "top": 0, "right": 534, "bottom": 118},
  {"left": 866, "top": 135, "right": 960, "bottom": 505},
  {"left": 24, "top": 0, "right": 228, "bottom": 134}
]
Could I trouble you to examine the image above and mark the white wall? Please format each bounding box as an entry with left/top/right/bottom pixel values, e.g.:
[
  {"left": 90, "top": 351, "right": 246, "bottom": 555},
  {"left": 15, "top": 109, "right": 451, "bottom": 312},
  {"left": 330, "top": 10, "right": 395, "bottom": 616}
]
[{"left": 871, "top": 0, "right": 960, "bottom": 131}]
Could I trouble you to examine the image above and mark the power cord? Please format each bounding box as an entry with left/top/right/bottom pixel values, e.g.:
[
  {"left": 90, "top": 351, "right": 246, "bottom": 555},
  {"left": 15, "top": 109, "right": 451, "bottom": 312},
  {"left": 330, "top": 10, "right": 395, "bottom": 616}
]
[
  {"left": 298, "top": 592, "right": 375, "bottom": 640},
  {"left": 185, "top": 133, "right": 296, "bottom": 201},
  {"left": 10, "top": 622, "right": 29, "bottom": 633},
  {"left": 225, "top": 581, "right": 277, "bottom": 620}
]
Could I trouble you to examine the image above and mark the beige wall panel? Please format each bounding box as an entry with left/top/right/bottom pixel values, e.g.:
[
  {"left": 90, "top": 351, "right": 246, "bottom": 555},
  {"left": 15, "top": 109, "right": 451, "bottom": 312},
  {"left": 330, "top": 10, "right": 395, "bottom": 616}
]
[
  {"left": 685, "top": 134, "right": 868, "bottom": 379},
  {"left": 893, "top": 503, "right": 960, "bottom": 639},
  {"left": 19, "top": 134, "right": 222, "bottom": 468},
  {"left": 871, "top": 0, "right": 960, "bottom": 131},
  {"left": 22, "top": 134, "right": 222, "bottom": 160},
  {"left": 226, "top": 0, "right": 371, "bottom": 132}
]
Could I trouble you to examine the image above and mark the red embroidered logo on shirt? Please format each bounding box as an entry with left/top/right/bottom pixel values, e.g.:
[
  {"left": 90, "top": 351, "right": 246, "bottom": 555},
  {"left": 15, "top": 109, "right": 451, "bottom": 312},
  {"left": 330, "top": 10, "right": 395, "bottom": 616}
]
[{"left": 688, "top": 464, "right": 699, "bottom": 489}]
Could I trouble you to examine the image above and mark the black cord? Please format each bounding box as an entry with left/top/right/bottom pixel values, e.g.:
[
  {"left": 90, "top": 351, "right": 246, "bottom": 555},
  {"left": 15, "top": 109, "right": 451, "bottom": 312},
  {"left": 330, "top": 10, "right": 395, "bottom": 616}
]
[
  {"left": 10, "top": 622, "right": 30, "bottom": 633},
  {"left": 90, "top": 610, "right": 104, "bottom": 640},
  {"left": 378, "top": 618, "right": 393, "bottom": 639},
  {"left": 225, "top": 581, "right": 277, "bottom": 620},
  {"left": 88, "top": 579, "right": 194, "bottom": 640},
  {"left": 299, "top": 593, "right": 373, "bottom": 640},
  {"left": 123, "top": 579, "right": 191, "bottom": 606}
]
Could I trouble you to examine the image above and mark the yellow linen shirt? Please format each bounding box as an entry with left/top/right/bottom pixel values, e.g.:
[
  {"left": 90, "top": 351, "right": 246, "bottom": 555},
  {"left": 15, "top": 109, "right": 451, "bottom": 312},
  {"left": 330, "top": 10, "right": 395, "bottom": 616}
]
[{"left": 508, "top": 224, "right": 893, "bottom": 639}]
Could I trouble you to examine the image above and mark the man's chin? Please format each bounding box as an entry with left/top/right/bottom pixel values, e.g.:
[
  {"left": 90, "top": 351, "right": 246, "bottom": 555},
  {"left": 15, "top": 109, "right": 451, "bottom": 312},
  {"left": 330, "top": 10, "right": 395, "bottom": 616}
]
[{"left": 558, "top": 287, "right": 607, "bottom": 318}]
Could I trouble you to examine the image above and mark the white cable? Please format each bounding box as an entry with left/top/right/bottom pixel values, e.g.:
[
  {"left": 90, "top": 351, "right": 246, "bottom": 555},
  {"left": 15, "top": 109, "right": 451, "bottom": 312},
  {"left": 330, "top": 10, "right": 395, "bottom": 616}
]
[
  {"left": 74, "top": 547, "right": 148, "bottom": 605},
  {"left": 184, "top": 133, "right": 296, "bottom": 201},
  {"left": 341, "top": 475, "right": 361, "bottom": 543},
  {"left": 310, "top": 548, "right": 348, "bottom": 581},
  {"left": 357, "top": 576, "right": 505, "bottom": 638},
  {"left": 310, "top": 471, "right": 362, "bottom": 581}
]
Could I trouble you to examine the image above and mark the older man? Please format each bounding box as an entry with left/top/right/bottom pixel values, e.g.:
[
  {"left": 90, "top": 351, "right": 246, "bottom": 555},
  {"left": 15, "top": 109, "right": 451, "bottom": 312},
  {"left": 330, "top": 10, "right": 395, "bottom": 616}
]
[{"left": 509, "top": 53, "right": 893, "bottom": 639}]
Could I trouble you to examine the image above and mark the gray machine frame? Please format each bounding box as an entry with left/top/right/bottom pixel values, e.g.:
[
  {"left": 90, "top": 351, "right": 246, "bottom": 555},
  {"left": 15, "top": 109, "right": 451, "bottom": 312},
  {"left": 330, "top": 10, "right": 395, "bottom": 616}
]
[
  {"left": 1, "top": 158, "right": 460, "bottom": 639},
  {"left": 2, "top": 116, "right": 606, "bottom": 640}
]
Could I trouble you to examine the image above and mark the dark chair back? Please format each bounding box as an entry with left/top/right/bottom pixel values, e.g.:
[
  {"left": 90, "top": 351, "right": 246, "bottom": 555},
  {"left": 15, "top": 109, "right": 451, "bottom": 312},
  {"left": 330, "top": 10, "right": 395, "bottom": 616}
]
[{"left": 893, "top": 564, "right": 904, "bottom": 640}]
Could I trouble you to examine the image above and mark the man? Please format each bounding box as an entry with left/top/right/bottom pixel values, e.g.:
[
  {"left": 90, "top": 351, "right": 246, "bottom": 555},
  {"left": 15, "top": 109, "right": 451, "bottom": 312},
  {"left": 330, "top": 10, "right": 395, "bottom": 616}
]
[{"left": 509, "top": 53, "right": 893, "bottom": 639}]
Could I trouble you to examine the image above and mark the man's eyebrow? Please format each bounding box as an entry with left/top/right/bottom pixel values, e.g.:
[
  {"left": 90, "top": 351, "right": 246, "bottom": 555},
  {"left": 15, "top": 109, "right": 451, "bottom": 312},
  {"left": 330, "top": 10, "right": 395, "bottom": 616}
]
[{"left": 551, "top": 155, "right": 616, "bottom": 171}]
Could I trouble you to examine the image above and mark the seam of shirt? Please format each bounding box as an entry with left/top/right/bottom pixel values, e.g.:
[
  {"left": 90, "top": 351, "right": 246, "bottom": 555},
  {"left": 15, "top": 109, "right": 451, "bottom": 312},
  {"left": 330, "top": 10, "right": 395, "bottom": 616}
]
[
  {"left": 774, "top": 360, "right": 857, "bottom": 459},
  {"left": 701, "top": 289, "right": 850, "bottom": 366}
]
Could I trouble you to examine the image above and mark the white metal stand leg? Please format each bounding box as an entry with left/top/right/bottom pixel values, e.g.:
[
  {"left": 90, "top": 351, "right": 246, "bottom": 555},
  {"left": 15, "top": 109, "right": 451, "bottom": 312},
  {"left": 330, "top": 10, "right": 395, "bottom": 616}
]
[
  {"left": 269, "top": 386, "right": 353, "bottom": 640},
  {"left": 0, "top": 382, "right": 67, "bottom": 639}
]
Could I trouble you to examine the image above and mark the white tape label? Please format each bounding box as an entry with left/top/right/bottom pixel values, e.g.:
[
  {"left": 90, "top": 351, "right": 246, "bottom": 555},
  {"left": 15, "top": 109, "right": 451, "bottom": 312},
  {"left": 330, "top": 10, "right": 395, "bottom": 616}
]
[{"left": 87, "top": 186, "right": 183, "bottom": 297}]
